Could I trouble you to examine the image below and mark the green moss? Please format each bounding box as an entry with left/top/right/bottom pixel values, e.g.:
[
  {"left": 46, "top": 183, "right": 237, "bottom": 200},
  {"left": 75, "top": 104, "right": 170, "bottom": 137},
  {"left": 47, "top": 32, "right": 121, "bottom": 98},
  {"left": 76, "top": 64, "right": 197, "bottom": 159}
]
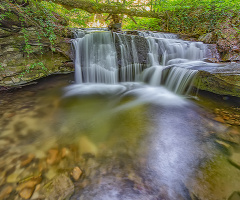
[{"left": 194, "top": 71, "right": 240, "bottom": 97}]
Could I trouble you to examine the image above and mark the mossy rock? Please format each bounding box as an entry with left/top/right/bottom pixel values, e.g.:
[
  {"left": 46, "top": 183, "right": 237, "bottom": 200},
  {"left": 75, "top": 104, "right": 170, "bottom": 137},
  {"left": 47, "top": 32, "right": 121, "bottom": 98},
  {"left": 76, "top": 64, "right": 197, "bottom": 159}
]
[{"left": 194, "top": 70, "right": 240, "bottom": 98}]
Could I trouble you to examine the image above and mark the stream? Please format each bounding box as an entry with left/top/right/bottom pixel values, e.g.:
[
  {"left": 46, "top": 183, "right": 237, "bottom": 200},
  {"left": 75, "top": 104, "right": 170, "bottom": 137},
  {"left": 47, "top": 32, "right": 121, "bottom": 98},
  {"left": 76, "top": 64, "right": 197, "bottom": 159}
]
[{"left": 0, "top": 30, "right": 240, "bottom": 200}]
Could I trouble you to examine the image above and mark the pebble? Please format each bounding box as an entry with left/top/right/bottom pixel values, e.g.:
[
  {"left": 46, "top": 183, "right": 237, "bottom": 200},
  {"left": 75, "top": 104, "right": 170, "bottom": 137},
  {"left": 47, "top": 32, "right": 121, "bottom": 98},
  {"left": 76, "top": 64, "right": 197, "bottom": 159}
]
[
  {"left": 19, "top": 187, "right": 35, "bottom": 199},
  {"left": 7, "top": 168, "right": 24, "bottom": 183},
  {"left": 0, "top": 185, "right": 13, "bottom": 199},
  {"left": 17, "top": 175, "right": 42, "bottom": 191},
  {"left": 20, "top": 154, "right": 35, "bottom": 167},
  {"left": 3, "top": 112, "right": 15, "bottom": 118},
  {"left": 71, "top": 166, "right": 82, "bottom": 181},
  {"left": 47, "top": 149, "right": 59, "bottom": 165},
  {"left": 61, "top": 147, "right": 70, "bottom": 158},
  {"left": 214, "top": 116, "right": 225, "bottom": 123}
]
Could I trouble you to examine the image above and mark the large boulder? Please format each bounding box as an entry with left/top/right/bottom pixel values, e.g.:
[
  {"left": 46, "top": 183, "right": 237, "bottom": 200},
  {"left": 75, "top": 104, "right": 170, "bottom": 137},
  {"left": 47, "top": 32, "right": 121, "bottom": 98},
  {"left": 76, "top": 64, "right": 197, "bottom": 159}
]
[
  {"left": 193, "top": 63, "right": 240, "bottom": 97},
  {"left": 43, "top": 174, "right": 74, "bottom": 200}
]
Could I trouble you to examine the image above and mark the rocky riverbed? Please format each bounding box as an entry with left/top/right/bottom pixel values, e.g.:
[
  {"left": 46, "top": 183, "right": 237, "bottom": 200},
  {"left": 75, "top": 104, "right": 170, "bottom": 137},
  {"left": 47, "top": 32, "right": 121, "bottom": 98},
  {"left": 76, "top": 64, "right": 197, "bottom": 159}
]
[{"left": 0, "top": 74, "right": 240, "bottom": 200}]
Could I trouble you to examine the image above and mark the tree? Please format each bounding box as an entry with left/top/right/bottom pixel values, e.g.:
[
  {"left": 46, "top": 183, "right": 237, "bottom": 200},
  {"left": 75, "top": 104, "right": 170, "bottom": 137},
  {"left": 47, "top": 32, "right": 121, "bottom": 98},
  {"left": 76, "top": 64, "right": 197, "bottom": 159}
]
[{"left": 39, "top": 0, "right": 164, "bottom": 19}]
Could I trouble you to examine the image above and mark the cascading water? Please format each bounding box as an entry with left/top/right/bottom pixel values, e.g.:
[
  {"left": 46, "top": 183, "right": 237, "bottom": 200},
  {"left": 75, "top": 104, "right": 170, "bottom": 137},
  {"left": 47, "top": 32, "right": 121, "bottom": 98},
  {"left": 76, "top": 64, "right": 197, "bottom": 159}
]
[
  {"left": 62, "top": 29, "right": 238, "bottom": 200},
  {"left": 140, "top": 32, "right": 207, "bottom": 94},
  {"left": 115, "top": 33, "right": 143, "bottom": 82},
  {"left": 72, "top": 30, "right": 207, "bottom": 95},
  {"left": 72, "top": 31, "right": 118, "bottom": 84}
]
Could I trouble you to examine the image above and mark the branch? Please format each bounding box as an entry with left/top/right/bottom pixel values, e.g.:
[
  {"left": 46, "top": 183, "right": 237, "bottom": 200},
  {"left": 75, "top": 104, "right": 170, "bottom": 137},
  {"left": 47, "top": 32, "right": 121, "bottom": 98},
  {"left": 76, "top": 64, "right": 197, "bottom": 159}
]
[{"left": 41, "top": 0, "right": 163, "bottom": 18}]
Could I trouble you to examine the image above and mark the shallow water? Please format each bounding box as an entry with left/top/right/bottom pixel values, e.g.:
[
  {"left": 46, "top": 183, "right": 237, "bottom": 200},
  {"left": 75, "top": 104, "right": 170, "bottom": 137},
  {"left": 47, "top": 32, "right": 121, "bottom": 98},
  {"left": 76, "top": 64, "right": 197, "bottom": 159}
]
[{"left": 0, "top": 74, "right": 240, "bottom": 200}]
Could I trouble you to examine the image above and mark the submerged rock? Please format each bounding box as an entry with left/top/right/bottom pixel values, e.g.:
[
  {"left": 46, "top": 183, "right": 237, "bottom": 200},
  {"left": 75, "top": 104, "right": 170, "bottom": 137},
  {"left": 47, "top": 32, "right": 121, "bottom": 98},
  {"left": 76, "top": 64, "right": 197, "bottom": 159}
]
[
  {"left": 71, "top": 166, "right": 82, "bottom": 181},
  {"left": 19, "top": 187, "right": 35, "bottom": 199},
  {"left": 193, "top": 63, "right": 240, "bottom": 98},
  {"left": 43, "top": 174, "right": 74, "bottom": 200},
  {"left": 79, "top": 136, "right": 98, "bottom": 156},
  {"left": 47, "top": 148, "right": 60, "bottom": 165},
  {"left": 228, "top": 191, "right": 240, "bottom": 200},
  {"left": 0, "top": 185, "right": 13, "bottom": 199},
  {"left": 228, "top": 153, "right": 240, "bottom": 170}
]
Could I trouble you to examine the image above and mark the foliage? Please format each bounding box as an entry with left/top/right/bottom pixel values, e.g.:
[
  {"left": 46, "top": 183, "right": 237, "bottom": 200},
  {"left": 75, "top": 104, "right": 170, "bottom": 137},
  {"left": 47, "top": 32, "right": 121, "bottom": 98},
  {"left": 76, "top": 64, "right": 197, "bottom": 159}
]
[
  {"left": 40, "top": 1, "right": 91, "bottom": 28},
  {"left": 123, "top": 0, "right": 240, "bottom": 37},
  {"left": 0, "top": 0, "right": 90, "bottom": 80}
]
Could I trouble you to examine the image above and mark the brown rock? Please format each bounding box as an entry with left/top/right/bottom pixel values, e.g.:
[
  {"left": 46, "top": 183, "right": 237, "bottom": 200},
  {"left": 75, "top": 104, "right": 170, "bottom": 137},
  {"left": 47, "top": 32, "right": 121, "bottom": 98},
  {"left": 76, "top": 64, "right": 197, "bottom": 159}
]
[
  {"left": 17, "top": 175, "right": 42, "bottom": 191},
  {"left": 20, "top": 154, "right": 35, "bottom": 167},
  {"left": 47, "top": 149, "right": 59, "bottom": 165},
  {"left": 233, "top": 45, "right": 240, "bottom": 53},
  {"left": 43, "top": 174, "right": 74, "bottom": 200},
  {"left": 229, "top": 152, "right": 240, "bottom": 170},
  {"left": 38, "top": 160, "right": 47, "bottom": 172},
  {"left": 0, "top": 185, "right": 13, "bottom": 199},
  {"left": 71, "top": 167, "right": 82, "bottom": 181},
  {"left": 19, "top": 187, "right": 35, "bottom": 199},
  {"left": 214, "top": 116, "right": 225, "bottom": 123},
  {"left": 3, "top": 112, "right": 15, "bottom": 118},
  {"left": 61, "top": 147, "right": 69, "bottom": 158},
  {"left": 228, "top": 191, "right": 240, "bottom": 200},
  {"left": 79, "top": 136, "right": 98, "bottom": 155}
]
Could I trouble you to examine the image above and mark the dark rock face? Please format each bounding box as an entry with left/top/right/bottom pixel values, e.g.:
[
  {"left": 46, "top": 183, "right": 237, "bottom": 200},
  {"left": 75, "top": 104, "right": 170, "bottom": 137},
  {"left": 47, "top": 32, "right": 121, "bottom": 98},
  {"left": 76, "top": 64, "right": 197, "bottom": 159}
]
[
  {"left": 206, "top": 44, "right": 221, "bottom": 63},
  {"left": 193, "top": 63, "right": 240, "bottom": 98},
  {"left": 114, "top": 33, "right": 149, "bottom": 67},
  {"left": 0, "top": 25, "right": 73, "bottom": 86},
  {"left": 228, "top": 191, "right": 240, "bottom": 200}
]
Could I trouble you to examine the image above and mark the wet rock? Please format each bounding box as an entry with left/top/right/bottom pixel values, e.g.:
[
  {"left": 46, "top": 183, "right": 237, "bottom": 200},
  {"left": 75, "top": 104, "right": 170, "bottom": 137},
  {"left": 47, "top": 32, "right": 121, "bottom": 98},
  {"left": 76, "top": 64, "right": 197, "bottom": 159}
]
[
  {"left": 7, "top": 168, "right": 24, "bottom": 183},
  {"left": 215, "top": 140, "right": 232, "bottom": 155},
  {"left": 61, "top": 147, "right": 70, "bottom": 158},
  {"left": 19, "top": 187, "right": 35, "bottom": 199},
  {"left": 45, "top": 168, "right": 58, "bottom": 180},
  {"left": 199, "top": 32, "right": 215, "bottom": 44},
  {"left": 228, "top": 191, "right": 240, "bottom": 200},
  {"left": 2, "top": 112, "right": 15, "bottom": 118},
  {"left": 30, "top": 184, "right": 44, "bottom": 199},
  {"left": 43, "top": 174, "right": 74, "bottom": 200},
  {"left": 20, "top": 154, "right": 35, "bottom": 167},
  {"left": 79, "top": 136, "right": 98, "bottom": 156},
  {"left": 0, "top": 185, "right": 13, "bottom": 199},
  {"left": 215, "top": 140, "right": 231, "bottom": 149},
  {"left": 228, "top": 153, "right": 240, "bottom": 170},
  {"left": 214, "top": 116, "right": 225, "bottom": 123},
  {"left": 38, "top": 160, "right": 47, "bottom": 172},
  {"left": 47, "top": 148, "right": 59, "bottom": 165},
  {"left": 71, "top": 166, "right": 82, "bottom": 181},
  {"left": 17, "top": 175, "right": 42, "bottom": 191},
  {"left": 193, "top": 64, "right": 240, "bottom": 98}
]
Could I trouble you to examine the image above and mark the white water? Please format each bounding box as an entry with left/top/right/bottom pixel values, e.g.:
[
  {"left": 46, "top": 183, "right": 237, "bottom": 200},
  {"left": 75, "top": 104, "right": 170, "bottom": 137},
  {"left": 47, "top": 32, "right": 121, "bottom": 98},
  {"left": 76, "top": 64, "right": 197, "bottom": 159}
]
[
  {"left": 72, "top": 30, "right": 208, "bottom": 95},
  {"left": 72, "top": 31, "right": 118, "bottom": 84}
]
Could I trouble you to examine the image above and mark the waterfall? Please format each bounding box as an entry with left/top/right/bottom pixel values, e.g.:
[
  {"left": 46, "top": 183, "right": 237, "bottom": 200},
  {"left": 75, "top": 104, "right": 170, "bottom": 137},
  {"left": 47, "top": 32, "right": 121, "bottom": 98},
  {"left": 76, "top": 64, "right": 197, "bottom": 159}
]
[
  {"left": 115, "top": 33, "right": 143, "bottom": 82},
  {"left": 72, "top": 30, "right": 207, "bottom": 95},
  {"left": 72, "top": 31, "right": 118, "bottom": 84},
  {"left": 141, "top": 32, "right": 206, "bottom": 93}
]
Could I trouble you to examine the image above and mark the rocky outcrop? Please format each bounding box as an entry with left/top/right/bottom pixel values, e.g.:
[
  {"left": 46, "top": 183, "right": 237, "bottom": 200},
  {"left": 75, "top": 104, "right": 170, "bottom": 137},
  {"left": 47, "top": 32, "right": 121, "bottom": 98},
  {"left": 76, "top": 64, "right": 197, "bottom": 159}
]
[
  {"left": 0, "top": 26, "right": 73, "bottom": 86},
  {"left": 114, "top": 33, "right": 149, "bottom": 66},
  {"left": 197, "top": 17, "right": 240, "bottom": 62},
  {"left": 0, "top": 1, "right": 73, "bottom": 87},
  {"left": 193, "top": 63, "right": 240, "bottom": 97}
]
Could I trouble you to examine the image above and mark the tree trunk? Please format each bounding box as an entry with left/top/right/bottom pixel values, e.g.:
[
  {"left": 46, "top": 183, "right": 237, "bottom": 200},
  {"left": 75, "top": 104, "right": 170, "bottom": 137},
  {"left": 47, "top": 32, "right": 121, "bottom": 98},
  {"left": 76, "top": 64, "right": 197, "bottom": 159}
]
[{"left": 40, "top": 0, "right": 163, "bottom": 18}]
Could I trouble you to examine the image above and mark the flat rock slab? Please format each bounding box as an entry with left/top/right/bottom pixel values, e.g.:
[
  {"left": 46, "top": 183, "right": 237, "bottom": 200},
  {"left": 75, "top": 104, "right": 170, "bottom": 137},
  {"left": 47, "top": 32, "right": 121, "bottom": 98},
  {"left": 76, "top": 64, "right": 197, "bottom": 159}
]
[
  {"left": 228, "top": 152, "right": 240, "bottom": 170},
  {"left": 193, "top": 63, "right": 240, "bottom": 97},
  {"left": 228, "top": 191, "right": 240, "bottom": 200}
]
